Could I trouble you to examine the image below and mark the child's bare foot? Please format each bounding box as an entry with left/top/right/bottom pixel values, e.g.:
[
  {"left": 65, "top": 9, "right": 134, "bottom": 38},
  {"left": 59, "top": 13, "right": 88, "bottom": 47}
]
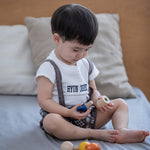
[
  {"left": 116, "top": 129, "right": 149, "bottom": 144},
  {"left": 92, "top": 130, "right": 119, "bottom": 143}
]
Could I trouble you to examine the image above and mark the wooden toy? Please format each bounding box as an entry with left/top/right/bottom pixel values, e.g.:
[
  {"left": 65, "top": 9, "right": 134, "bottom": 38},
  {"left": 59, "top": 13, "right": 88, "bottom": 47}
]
[
  {"left": 78, "top": 141, "right": 90, "bottom": 150},
  {"left": 77, "top": 100, "right": 93, "bottom": 112},
  {"left": 61, "top": 141, "right": 78, "bottom": 150},
  {"left": 85, "top": 143, "right": 101, "bottom": 150},
  {"left": 96, "top": 96, "right": 110, "bottom": 108},
  {"left": 61, "top": 141, "right": 101, "bottom": 150}
]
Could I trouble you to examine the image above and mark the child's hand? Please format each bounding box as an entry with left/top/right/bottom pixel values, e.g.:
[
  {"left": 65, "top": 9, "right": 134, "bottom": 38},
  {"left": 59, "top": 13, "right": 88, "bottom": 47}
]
[
  {"left": 67, "top": 103, "right": 91, "bottom": 119},
  {"left": 97, "top": 101, "right": 114, "bottom": 112}
]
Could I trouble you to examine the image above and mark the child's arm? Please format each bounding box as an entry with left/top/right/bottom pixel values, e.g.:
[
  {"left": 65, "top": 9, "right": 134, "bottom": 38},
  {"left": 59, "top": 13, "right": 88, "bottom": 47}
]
[
  {"left": 37, "top": 76, "right": 91, "bottom": 119},
  {"left": 37, "top": 76, "right": 69, "bottom": 117},
  {"left": 89, "top": 79, "right": 114, "bottom": 112},
  {"left": 89, "top": 79, "right": 102, "bottom": 105}
]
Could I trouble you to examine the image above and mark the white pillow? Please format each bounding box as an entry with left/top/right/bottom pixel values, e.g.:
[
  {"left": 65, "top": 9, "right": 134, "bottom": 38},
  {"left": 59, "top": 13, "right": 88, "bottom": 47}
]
[
  {"left": 0, "top": 25, "right": 37, "bottom": 95},
  {"left": 25, "top": 14, "right": 136, "bottom": 98}
]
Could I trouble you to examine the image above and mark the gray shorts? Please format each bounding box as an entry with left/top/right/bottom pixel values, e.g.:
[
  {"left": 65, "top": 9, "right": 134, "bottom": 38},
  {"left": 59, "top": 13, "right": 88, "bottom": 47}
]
[{"left": 40, "top": 106, "right": 97, "bottom": 133}]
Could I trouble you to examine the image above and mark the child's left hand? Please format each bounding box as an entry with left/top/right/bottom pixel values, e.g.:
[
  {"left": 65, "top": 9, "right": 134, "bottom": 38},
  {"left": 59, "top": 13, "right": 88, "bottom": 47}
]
[{"left": 97, "top": 100, "right": 114, "bottom": 112}]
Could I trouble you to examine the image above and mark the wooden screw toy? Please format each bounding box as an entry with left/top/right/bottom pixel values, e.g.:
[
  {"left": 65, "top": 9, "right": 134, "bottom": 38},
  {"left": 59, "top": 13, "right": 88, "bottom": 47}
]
[
  {"left": 96, "top": 96, "right": 110, "bottom": 107},
  {"left": 77, "top": 95, "right": 110, "bottom": 112},
  {"left": 61, "top": 141, "right": 101, "bottom": 150}
]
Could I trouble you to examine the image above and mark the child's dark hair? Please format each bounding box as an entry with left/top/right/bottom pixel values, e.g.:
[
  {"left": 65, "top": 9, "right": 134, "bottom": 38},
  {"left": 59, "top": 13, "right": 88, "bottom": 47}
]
[{"left": 51, "top": 4, "right": 98, "bottom": 45}]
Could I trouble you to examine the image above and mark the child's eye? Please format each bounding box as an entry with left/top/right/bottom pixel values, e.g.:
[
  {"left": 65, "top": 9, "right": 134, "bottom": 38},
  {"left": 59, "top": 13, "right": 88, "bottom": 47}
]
[{"left": 73, "top": 49, "right": 79, "bottom": 52}]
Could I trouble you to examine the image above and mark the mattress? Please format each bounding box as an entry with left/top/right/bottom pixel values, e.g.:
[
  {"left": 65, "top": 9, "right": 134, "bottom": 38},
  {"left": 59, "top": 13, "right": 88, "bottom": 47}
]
[{"left": 0, "top": 87, "right": 150, "bottom": 150}]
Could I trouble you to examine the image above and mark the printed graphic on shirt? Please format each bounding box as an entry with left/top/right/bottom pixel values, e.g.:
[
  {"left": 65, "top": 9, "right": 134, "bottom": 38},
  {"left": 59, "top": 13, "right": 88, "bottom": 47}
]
[{"left": 67, "top": 84, "right": 88, "bottom": 93}]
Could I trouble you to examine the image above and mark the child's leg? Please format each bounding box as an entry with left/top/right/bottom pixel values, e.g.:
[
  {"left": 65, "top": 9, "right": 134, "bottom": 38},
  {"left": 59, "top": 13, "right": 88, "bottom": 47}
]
[
  {"left": 94, "top": 98, "right": 129, "bottom": 129},
  {"left": 43, "top": 113, "right": 118, "bottom": 142},
  {"left": 95, "top": 98, "right": 149, "bottom": 143}
]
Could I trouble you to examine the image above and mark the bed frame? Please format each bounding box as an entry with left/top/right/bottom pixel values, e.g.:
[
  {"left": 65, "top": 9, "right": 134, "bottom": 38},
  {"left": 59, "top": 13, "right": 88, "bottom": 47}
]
[{"left": 0, "top": 0, "right": 150, "bottom": 101}]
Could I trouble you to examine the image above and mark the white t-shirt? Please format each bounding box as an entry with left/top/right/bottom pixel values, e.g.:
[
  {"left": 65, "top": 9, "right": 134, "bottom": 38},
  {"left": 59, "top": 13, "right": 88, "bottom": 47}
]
[{"left": 36, "top": 50, "right": 99, "bottom": 106}]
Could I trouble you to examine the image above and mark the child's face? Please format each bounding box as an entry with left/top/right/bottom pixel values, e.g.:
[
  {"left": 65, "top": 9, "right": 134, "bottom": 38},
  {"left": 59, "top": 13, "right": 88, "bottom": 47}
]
[{"left": 54, "top": 35, "right": 92, "bottom": 65}]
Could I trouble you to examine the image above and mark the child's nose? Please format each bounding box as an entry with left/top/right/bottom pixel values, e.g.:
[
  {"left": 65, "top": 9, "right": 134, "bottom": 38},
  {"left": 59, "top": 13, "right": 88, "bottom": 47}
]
[{"left": 77, "top": 52, "right": 84, "bottom": 59}]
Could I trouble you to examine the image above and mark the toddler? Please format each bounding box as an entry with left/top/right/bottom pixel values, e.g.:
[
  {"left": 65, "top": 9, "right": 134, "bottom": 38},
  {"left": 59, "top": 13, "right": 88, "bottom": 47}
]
[{"left": 36, "top": 4, "right": 149, "bottom": 143}]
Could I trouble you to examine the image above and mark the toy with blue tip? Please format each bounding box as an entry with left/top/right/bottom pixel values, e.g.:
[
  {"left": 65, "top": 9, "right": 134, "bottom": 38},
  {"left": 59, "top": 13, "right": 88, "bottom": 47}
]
[{"left": 77, "top": 100, "right": 93, "bottom": 112}]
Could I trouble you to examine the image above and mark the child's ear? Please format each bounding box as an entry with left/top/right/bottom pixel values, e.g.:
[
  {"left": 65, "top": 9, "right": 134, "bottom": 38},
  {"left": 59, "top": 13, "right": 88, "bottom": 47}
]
[{"left": 53, "top": 33, "right": 62, "bottom": 45}]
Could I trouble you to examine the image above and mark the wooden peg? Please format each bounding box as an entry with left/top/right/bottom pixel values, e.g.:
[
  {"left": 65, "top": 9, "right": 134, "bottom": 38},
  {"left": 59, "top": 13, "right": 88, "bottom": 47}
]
[{"left": 61, "top": 141, "right": 78, "bottom": 150}]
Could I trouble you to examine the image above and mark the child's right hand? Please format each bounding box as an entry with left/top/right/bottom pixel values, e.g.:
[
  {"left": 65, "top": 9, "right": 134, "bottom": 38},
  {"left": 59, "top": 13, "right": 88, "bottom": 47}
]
[{"left": 67, "top": 103, "right": 91, "bottom": 120}]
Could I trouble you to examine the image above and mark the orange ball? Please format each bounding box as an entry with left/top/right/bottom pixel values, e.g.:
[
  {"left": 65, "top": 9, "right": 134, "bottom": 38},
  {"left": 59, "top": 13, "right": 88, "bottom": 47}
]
[{"left": 85, "top": 143, "right": 101, "bottom": 150}]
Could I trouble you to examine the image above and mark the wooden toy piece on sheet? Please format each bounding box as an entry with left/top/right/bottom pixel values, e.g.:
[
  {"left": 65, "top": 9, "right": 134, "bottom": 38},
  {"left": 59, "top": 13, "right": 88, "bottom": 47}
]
[
  {"left": 61, "top": 141, "right": 101, "bottom": 150},
  {"left": 60, "top": 141, "right": 78, "bottom": 150},
  {"left": 78, "top": 141, "right": 90, "bottom": 150}
]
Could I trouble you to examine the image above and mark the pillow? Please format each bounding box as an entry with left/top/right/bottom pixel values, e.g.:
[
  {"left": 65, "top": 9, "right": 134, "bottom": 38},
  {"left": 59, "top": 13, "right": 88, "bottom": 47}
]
[
  {"left": 24, "top": 17, "right": 55, "bottom": 71},
  {"left": 0, "top": 25, "right": 37, "bottom": 95},
  {"left": 25, "top": 14, "right": 136, "bottom": 98},
  {"left": 87, "top": 14, "right": 136, "bottom": 98}
]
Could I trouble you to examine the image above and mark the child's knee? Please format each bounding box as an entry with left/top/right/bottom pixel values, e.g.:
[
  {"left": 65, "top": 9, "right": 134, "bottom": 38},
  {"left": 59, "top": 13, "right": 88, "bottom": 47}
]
[
  {"left": 117, "top": 98, "right": 128, "bottom": 109},
  {"left": 43, "top": 113, "right": 61, "bottom": 131},
  {"left": 113, "top": 98, "right": 128, "bottom": 108}
]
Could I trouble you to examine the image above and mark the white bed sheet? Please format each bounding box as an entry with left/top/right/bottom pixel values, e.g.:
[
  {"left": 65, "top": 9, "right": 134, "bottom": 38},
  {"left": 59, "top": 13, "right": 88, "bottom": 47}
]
[{"left": 0, "top": 87, "right": 150, "bottom": 150}]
